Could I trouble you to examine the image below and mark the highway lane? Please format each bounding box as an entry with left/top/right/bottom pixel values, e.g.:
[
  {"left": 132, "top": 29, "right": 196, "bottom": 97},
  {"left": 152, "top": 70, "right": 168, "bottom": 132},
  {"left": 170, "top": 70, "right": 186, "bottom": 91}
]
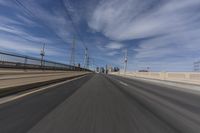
[
  {"left": 0, "top": 74, "right": 93, "bottom": 133},
  {"left": 107, "top": 75, "right": 200, "bottom": 133},
  {"left": 0, "top": 74, "right": 200, "bottom": 133},
  {"left": 28, "top": 74, "right": 200, "bottom": 133}
]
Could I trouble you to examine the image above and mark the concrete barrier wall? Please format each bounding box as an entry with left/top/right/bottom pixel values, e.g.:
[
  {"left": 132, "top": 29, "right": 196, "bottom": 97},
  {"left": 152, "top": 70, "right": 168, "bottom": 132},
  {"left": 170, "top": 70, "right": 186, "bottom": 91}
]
[
  {"left": 111, "top": 71, "right": 200, "bottom": 85},
  {"left": 0, "top": 71, "right": 90, "bottom": 97}
]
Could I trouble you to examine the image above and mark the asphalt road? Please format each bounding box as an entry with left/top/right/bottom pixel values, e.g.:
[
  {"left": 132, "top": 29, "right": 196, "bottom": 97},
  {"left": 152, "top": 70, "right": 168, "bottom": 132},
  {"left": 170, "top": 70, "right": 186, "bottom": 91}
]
[{"left": 0, "top": 74, "right": 200, "bottom": 133}]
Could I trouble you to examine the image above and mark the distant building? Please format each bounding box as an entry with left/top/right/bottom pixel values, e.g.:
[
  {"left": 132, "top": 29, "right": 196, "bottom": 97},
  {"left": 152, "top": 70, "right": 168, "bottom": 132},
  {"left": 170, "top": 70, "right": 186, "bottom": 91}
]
[
  {"left": 138, "top": 70, "right": 149, "bottom": 72},
  {"left": 96, "top": 66, "right": 119, "bottom": 73},
  {"left": 96, "top": 67, "right": 100, "bottom": 73},
  {"left": 106, "top": 65, "right": 120, "bottom": 73},
  {"left": 113, "top": 67, "right": 120, "bottom": 72},
  {"left": 138, "top": 67, "right": 150, "bottom": 72},
  {"left": 100, "top": 67, "right": 105, "bottom": 73},
  {"left": 107, "top": 65, "right": 113, "bottom": 72}
]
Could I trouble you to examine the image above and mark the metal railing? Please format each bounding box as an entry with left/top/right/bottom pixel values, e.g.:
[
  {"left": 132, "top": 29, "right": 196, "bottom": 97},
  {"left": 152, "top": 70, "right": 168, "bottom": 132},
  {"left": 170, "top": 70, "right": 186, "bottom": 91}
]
[{"left": 0, "top": 51, "right": 90, "bottom": 71}]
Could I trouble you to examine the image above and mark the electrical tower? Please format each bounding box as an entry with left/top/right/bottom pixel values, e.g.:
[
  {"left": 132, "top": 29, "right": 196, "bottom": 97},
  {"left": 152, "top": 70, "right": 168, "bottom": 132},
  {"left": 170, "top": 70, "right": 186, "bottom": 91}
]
[
  {"left": 124, "top": 49, "right": 128, "bottom": 74},
  {"left": 87, "top": 56, "right": 90, "bottom": 69},
  {"left": 70, "top": 36, "right": 76, "bottom": 66},
  {"left": 40, "top": 43, "right": 45, "bottom": 67},
  {"left": 91, "top": 58, "right": 95, "bottom": 71},
  {"left": 84, "top": 48, "right": 88, "bottom": 69}
]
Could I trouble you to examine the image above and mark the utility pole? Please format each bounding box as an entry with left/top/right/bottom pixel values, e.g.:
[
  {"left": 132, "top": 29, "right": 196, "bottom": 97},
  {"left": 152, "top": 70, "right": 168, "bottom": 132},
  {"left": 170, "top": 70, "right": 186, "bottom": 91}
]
[
  {"left": 70, "top": 36, "right": 76, "bottom": 66},
  {"left": 84, "top": 48, "right": 88, "bottom": 69},
  {"left": 40, "top": 43, "right": 45, "bottom": 67},
  {"left": 86, "top": 56, "right": 90, "bottom": 69},
  {"left": 124, "top": 49, "right": 128, "bottom": 74},
  {"left": 92, "top": 59, "right": 95, "bottom": 71}
]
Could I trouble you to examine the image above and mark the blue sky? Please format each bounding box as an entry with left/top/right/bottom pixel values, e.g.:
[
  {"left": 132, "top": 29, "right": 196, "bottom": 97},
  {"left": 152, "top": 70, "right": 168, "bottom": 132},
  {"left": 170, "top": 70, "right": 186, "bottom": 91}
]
[{"left": 0, "top": 0, "right": 200, "bottom": 71}]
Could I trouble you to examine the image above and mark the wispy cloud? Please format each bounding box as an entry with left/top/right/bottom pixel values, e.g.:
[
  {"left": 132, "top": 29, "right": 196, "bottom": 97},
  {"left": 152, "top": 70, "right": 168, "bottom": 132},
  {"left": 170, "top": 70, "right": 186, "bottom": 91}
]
[
  {"left": 0, "top": 0, "right": 75, "bottom": 57},
  {"left": 0, "top": 33, "right": 63, "bottom": 56},
  {"left": 88, "top": 0, "right": 200, "bottom": 40},
  {"left": 0, "top": 0, "right": 77, "bottom": 42},
  {"left": 106, "top": 51, "right": 118, "bottom": 56},
  {"left": 0, "top": 0, "right": 200, "bottom": 70},
  {"left": 105, "top": 42, "right": 124, "bottom": 50},
  {"left": 88, "top": 0, "right": 200, "bottom": 71}
]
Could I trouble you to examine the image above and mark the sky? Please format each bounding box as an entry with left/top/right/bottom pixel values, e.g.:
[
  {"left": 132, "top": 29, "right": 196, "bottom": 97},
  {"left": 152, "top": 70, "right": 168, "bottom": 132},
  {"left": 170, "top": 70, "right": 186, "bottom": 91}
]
[{"left": 0, "top": 0, "right": 200, "bottom": 71}]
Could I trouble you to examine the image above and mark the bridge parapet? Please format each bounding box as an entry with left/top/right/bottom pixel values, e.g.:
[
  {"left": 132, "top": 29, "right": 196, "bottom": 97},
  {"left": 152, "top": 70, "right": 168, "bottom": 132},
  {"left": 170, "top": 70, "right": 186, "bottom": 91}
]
[{"left": 110, "top": 71, "right": 200, "bottom": 85}]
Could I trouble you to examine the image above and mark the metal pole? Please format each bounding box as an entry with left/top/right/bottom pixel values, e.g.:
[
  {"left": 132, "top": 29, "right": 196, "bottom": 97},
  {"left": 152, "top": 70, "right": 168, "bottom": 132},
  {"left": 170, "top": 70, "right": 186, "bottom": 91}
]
[
  {"left": 40, "top": 43, "right": 45, "bottom": 67},
  {"left": 70, "top": 36, "right": 76, "bottom": 67},
  {"left": 84, "top": 48, "right": 88, "bottom": 69},
  {"left": 87, "top": 56, "right": 89, "bottom": 69},
  {"left": 124, "top": 49, "right": 128, "bottom": 74}
]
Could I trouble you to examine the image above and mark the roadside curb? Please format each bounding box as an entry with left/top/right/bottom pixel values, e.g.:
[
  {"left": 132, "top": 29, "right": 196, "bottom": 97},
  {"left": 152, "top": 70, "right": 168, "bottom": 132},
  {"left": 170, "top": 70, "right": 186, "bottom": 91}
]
[{"left": 0, "top": 73, "right": 89, "bottom": 98}]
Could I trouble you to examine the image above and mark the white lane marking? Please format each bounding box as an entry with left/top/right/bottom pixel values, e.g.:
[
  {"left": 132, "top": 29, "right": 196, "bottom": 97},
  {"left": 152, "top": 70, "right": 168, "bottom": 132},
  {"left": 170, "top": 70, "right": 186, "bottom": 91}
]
[
  {"left": 108, "top": 76, "right": 129, "bottom": 87},
  {"left": 0, "top": 75, "right": 87, "bottom": 105},
  {"left": 119, "top": 81, "right": 129, "bottom": 87}
]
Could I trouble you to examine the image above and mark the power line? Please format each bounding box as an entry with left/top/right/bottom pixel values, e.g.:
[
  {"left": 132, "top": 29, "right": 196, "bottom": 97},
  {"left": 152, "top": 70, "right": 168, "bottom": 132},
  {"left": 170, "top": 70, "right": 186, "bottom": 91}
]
[
  {"left": 61, "top": 0, "right": 92, "bottom": 69},
  {"left": 14, "top": 0, "right": 92, "bottom": 70},
  {"left": 15, "top": 0, "right": 34, "bottom": 17},
  {"left": 60, "top": 0, "right": 87, "bottom": 49},
  {"left": 70, "top": 36, "right": 76, "bottom": 66},
  {"left": 14, "top": 0, "right": 68, "bottom": 44}
]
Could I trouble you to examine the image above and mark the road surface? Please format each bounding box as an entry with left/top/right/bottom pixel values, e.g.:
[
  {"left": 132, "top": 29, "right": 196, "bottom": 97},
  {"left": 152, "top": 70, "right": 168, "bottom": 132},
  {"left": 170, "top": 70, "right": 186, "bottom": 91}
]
[{"left": 0, "top": 74, "right": 199, "bottom": 133}]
